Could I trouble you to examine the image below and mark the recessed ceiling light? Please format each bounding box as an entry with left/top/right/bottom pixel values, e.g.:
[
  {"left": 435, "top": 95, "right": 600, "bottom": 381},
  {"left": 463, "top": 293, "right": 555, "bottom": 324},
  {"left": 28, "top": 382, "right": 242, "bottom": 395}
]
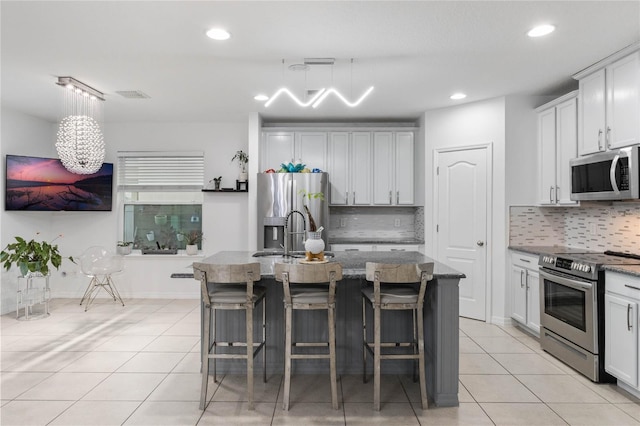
[
  {"left": 206, "top": 28, "right": 231, "bottom": 41},
  {"left": 254, "top": 94, "right": 269, "bottom": 101},
  {"left": 527, "top": 24, "right": 555, "bottom": 38},
  {"left": 450, "top": 93, "right": 466, "bottom": 100}
]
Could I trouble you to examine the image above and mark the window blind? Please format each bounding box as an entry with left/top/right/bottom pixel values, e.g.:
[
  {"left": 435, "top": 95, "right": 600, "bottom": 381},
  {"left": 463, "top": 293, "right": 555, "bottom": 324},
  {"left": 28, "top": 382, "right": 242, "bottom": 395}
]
[{"left": 117, "top": 152, "right": 204, "bottom": 191}]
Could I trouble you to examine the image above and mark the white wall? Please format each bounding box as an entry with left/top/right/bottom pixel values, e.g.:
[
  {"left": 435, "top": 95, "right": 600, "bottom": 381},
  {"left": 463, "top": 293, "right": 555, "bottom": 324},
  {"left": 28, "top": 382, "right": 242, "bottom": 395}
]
[
  {"left": 424, "top": 97, "right": 507, "bottom": 324},
  {"left": 1, "top": 109, "right": 249, "bottom": 313}
]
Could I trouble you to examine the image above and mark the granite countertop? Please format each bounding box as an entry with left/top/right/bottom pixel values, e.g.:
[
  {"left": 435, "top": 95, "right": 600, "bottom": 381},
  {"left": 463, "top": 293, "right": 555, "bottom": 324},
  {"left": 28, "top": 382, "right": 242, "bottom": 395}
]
[
  {"left": 508, "top": 245, "right": 599, "bottom": 256},
  {"left": 193, "top": 251, "right": 464, "bottom": 280},
  {"left": 330, "top": 238, "right": 424, "bottom": 245},
  {"left": 604, "top": 264, "right": 640, "bottom": 278}
]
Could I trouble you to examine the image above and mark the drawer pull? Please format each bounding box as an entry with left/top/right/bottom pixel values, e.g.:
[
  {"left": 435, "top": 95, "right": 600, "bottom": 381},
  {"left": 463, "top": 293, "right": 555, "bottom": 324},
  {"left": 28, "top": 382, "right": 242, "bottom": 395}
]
[
  {"left": 624, "top": 284, "right": 640, "bottom": 291},
  {"left": 520, "top": 258, "right": 531, "bottom": 263}
]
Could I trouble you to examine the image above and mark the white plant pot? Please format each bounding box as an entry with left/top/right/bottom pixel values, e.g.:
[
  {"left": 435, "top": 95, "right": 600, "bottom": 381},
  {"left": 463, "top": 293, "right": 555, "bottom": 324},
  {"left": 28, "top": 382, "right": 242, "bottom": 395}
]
[
  {"left": 238, "top": 172, "right": 248, "bottom": 182},
  {"left": 117, "top": 245, "right": 132, "bottom": 255},
  {"left": 186, "top": 244, "right": 198, "bottom": 255}
]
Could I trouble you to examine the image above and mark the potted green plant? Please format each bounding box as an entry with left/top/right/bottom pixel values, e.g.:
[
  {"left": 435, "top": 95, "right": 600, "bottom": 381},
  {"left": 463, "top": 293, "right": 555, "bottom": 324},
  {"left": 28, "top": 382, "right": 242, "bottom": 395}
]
[
  {"left": 184, "top": 231, "right": 203, "bottom": 255},
  {"left": 212, "top": 176, "right": 222, "bottom": 190},
  {"left": 116, "top": 241, "right": 133, "bottom": 255},
  {"left": 0, "top": 234, "right": 75, "bottom": 277},
  {"left": 231, "top": 150, "right": 249, "bottom": 182}
]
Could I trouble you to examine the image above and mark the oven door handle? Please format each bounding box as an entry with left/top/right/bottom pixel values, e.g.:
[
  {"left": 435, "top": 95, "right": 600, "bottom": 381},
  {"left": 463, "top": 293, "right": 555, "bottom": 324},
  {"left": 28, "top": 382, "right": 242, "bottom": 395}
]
[{"left": 539, "top": 269, "right": 593, "bottom": 291}]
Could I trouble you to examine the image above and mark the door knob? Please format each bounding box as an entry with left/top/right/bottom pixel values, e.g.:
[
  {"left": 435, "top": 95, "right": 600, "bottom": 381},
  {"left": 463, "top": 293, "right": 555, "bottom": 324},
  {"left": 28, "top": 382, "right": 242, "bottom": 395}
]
[{"left": 477, "top": 241, "right": 484, "bottom": 247}]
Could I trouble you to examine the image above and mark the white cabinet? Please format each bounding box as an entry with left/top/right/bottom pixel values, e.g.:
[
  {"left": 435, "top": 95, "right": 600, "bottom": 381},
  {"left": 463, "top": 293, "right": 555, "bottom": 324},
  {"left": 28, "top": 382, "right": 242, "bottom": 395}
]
[
  {"left": 576, "top": 47, "right": 640, "bottom": 155},
  {"left": 510, "top": 251, "right": 540, "bottom": 335},
  {"left": 261, "top": 132, "right": 294, "bottom": 171},
  {"left": 536, "top": 92, "right": 578, "bottom": 205},
  {"left": 261, "top": 131, "right": 328, "bottom": 171},
  {"left": 605, "top": 271, "right": 640, "bottom": 388},
  {"left": 328, "top": 132, "right": 372, "bottom": 206},
  {"left": 372, "top": 131, "right": 414, "bottom": 206}
]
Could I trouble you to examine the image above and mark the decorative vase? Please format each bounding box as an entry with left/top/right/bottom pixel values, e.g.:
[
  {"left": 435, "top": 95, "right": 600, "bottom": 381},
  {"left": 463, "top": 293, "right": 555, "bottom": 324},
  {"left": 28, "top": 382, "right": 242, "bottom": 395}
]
[
  {"left": 214, "top": 181, "right": 221, "bottom": 190},
  {"left": 304, "top": 231, "right": 325, "bottom": 254},
  {"left": 186, "top": 244, "right": 198, "bottom": 255},
  {"left": 154, "top": 215, "right": 167, "bottom": 225}
]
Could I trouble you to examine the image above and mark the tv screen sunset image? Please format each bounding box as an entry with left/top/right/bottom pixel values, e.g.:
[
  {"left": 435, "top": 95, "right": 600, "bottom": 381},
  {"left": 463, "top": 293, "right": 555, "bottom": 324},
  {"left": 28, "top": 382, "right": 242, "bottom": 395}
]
[{"left": 5, "top": 155, "right": 113, "bottom": 211}]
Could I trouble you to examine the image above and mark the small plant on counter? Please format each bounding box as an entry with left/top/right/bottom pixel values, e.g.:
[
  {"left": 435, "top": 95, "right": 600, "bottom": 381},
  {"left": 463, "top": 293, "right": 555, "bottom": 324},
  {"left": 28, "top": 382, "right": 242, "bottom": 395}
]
[
  {"left": 117, "top": 241, "right": 133, "bottom": 247},
  {"left": 185, "top": 231, "right": 203, "bottom": 245},
  {"left": 0, "top": 233, "right": 75, "bottom": 277},
  {"left": 298, "top": 190, "right": 325, "bottom": 232}
]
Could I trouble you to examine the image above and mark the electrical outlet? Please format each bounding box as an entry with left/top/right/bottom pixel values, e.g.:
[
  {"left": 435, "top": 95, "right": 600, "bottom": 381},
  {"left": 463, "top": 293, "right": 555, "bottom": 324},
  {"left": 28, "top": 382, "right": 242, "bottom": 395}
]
[
  {"left": 394, "top": 218, "right": 401, "bottom": 227},
  {"left": 340, "top": 218, "right": 348, "bottom": 228}
]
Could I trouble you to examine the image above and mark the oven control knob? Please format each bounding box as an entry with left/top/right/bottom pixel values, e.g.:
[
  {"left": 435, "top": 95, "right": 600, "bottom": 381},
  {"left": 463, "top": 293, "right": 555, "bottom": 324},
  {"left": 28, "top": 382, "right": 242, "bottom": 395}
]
[{"left": 584, "top": 265, "right": 591, "bottom": 273}]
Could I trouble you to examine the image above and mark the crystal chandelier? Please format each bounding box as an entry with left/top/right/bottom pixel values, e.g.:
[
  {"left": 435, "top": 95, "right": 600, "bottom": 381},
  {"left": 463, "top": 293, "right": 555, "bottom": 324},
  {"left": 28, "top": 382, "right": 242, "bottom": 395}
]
[{"left": 55, "top": 77, "right": 105, "bottom": 174}]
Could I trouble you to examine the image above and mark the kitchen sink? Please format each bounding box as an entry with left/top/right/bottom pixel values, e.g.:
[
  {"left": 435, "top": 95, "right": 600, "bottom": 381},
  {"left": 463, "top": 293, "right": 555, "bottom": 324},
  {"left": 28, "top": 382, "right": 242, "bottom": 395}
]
[{"left": 252, "top": 251, "right": 334, "bottom": 259}]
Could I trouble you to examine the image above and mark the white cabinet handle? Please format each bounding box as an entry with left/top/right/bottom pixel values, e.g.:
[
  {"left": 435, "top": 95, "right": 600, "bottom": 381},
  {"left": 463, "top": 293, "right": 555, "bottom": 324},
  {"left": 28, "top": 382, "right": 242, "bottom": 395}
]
[
  {"left": 598, "top": 129, "right": 603, "bottom": 150},
  {"left": 520, "top": 270, "right": 524, "bottom": 288},
  {"left": 556, "top": 186, "right": 559, "bottom": 203},
  {"left": 628, "top": 304, "right": 633, "bottom": 331},
  {"left": 549, "top": 186, "right": 554, "bottom": 204},
  {"left": 389, "top": 191, "right": 392, "bottom": 204},
  {"left": 606, "top": 126, "right": 611, "bottom": 149},
  {"left": 396, "top": 191, "right": 399, "bottom": 204}
]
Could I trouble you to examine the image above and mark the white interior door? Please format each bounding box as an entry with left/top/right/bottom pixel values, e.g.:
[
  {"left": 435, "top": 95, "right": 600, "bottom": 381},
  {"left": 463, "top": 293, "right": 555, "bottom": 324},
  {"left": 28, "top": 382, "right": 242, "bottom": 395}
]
[{"left": 436, "top": 146, "right": 489, "bottom": 321}]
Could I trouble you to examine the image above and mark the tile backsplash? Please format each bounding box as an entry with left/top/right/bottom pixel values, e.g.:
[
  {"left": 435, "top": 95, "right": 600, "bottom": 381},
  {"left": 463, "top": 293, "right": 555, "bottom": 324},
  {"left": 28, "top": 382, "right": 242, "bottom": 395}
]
[
  {"left": 510, "top": 203, "right": 640, "bottom": 253},
  {"left": 329, "top": 206, "right": 424, "bottom": 240}
]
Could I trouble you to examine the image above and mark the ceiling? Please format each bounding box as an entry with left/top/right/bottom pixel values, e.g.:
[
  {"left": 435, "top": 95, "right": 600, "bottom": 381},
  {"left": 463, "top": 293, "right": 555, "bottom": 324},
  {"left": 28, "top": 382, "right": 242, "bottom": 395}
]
[{"left": 2, "top": 1, "right": 639, "bottom": 124}]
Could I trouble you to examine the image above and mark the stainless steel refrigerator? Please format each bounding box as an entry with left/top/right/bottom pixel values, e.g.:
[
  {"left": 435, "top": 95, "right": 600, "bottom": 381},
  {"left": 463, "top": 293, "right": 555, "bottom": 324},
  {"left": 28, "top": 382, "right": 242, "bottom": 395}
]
[{"left": 257, "top": 172, "right": 329, "bottom": 252}]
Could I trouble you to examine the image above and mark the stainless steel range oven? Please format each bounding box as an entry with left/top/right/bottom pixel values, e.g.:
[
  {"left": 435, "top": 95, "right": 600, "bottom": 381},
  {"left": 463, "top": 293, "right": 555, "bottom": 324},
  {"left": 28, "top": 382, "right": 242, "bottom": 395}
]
[{"left": 539, "top": 251, "right": 640, "bottom": 382}]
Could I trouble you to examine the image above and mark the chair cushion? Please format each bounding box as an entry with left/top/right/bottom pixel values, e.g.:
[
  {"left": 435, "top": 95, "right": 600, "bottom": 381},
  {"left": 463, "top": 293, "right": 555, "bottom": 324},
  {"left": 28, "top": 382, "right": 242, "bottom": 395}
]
[
  {"left": 209, "top": 285, "right": 266, "bottom": 304},
  {"left": 285, "top": 285, "right": 330, "bottom": 305},
  {"left": 361, "top": 285, "right": 419, "bottom": 305}
]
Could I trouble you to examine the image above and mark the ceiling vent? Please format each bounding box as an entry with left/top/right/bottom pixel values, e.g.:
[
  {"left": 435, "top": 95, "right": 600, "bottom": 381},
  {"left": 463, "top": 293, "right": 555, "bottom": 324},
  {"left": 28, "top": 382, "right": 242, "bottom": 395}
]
[
  {"left": 304, "top": 58, "right": 335, "bottom": 66},
  {"left": 116, "top": 90, "right": 150, "bottom": 99}
]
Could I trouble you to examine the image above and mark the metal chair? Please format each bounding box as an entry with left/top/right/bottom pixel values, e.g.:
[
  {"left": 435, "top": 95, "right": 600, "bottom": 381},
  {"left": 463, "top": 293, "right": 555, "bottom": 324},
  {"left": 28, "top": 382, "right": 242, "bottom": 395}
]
[
  {"left": 195, "top": 262, "right": 266, "bottom": 410},
  {"left": 79, "top": 246, "right": 125, "bottom": 311},
  {"left": 362, "top": 262, "right": 434, "bottom": 411},
  {"left": 274, "top": 262, "right": 343, "bottom": 410}
]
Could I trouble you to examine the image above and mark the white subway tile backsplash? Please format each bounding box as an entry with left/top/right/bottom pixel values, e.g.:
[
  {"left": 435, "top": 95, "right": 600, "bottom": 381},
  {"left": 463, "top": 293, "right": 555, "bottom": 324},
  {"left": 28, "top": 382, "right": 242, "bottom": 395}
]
[{"left": 510, "top": 204, "right": 640, "bottom": 253}]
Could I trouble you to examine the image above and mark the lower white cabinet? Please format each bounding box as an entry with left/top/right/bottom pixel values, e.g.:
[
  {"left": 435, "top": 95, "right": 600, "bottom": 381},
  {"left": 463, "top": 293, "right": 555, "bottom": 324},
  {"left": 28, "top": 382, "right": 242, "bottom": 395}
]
[
  {"left": 510, "top": 251, "right": 540, "bottom": 335},
  {"left": 605, "top": 271, "right": 640, "bottom": 388}
]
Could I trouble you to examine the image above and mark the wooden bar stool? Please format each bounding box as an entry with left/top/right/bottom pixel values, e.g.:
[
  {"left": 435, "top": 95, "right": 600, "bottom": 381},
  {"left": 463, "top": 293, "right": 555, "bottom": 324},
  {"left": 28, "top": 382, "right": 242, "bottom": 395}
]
[
  {"left": 362, "top": 262, "right": 434, "bottom": 411},
  {"left": 194, "top": 262, "right": 266, "bottom": 410},
  {"left": 274, "top": 262, "right": 343, "bottom": 410}
]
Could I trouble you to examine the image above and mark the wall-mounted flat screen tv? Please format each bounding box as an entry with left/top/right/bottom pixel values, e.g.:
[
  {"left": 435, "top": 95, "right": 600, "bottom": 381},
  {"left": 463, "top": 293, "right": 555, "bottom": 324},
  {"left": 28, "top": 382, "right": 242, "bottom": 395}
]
[{"left": 5, "top": 155, "right": 113, "bottom": 211}]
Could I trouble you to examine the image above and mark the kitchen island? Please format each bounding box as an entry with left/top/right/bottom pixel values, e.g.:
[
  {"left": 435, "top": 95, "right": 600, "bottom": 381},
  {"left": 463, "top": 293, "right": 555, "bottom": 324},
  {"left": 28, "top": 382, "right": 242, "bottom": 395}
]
[{"left": 193, "top": 251, "right": 464, "bottom": 407}]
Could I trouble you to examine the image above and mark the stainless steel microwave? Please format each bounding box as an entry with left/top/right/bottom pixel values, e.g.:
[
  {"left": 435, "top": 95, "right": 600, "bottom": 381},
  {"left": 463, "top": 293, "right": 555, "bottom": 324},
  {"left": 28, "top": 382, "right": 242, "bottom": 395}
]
[{"left": 570, "top": 146, "right": 639, "bottom": 201}]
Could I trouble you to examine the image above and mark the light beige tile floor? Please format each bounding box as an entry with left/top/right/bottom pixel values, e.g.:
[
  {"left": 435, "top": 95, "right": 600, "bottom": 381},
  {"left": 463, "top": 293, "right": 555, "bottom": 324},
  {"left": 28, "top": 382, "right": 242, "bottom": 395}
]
[{"left": 2, "top": 299, "right": 640, "bottom": 425}]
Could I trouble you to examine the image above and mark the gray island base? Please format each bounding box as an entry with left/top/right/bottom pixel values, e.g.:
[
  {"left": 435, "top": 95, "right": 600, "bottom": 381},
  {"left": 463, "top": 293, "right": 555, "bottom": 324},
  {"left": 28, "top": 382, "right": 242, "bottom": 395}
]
[{"left": 193, "top": 251, "right": 464, "bottom": 407}]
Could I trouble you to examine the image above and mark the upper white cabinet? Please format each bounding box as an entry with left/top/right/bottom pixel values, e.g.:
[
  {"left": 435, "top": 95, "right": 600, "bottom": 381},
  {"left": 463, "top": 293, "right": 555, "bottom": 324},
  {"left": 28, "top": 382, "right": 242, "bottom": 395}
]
[
  {"left": 328, "top": 132, "right": 372, "bottom": 206},
  {"left": 261, "top": 131, "right": 328, "bottom": 171},
  {"left": 536, "top": 91, "right": 578, "bottom": 206},
  {"left": 372, "top": 131, "right": 414, "bottom": 205},
  {"left": 261, "top": 132, "right": 294, "bottom": 171},
  {"left": 574, "top": 45, "right": 640, "bottom": 155}
]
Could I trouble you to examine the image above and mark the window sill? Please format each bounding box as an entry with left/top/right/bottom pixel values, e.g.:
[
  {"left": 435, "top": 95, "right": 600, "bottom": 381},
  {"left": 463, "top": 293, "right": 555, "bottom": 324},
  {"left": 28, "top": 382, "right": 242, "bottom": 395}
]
[{"left": 123, "top": 250, "right": 205, "bottom": 258}]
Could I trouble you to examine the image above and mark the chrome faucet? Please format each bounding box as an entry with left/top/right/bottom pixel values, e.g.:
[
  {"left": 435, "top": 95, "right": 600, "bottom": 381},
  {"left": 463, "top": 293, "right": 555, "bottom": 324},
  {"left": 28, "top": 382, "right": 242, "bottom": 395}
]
[{"left": 284, "top": 210, "right": 307, "bottom": 257}]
